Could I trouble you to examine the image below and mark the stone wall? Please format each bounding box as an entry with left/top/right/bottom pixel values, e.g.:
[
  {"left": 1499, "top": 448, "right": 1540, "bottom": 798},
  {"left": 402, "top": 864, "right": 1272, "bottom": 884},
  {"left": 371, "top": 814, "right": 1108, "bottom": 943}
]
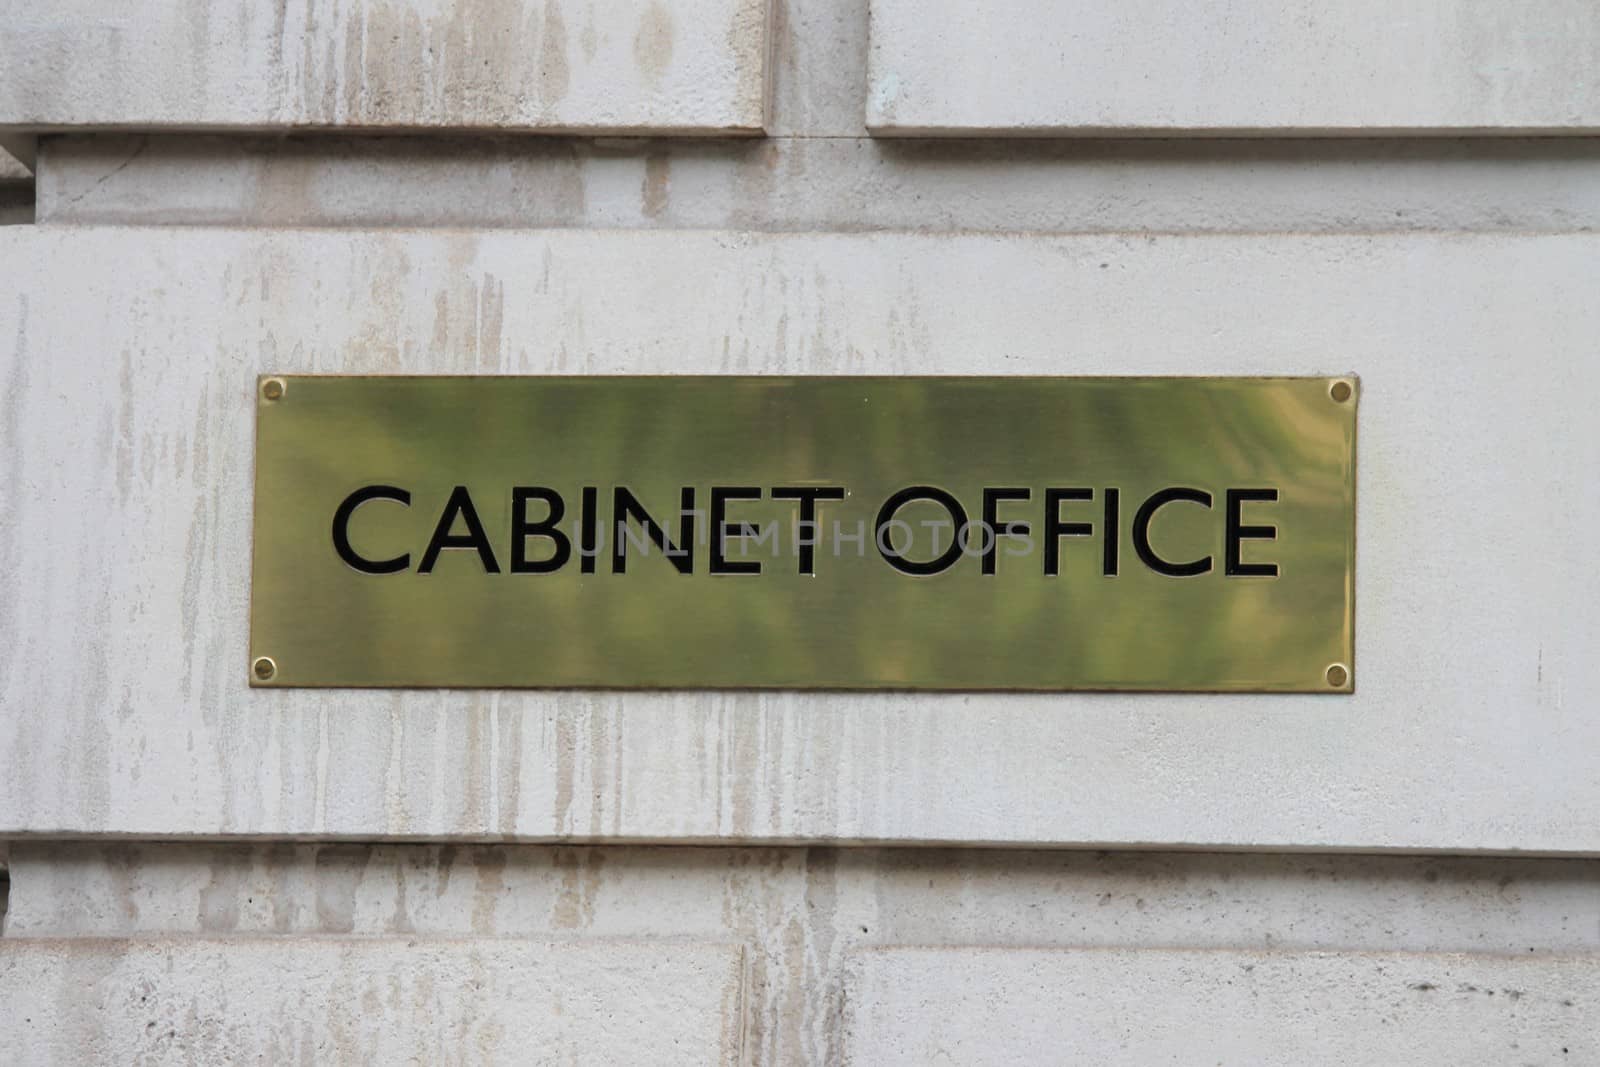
[{"left": 3, "top": 1, "right": 1598, "bottom": 1062}]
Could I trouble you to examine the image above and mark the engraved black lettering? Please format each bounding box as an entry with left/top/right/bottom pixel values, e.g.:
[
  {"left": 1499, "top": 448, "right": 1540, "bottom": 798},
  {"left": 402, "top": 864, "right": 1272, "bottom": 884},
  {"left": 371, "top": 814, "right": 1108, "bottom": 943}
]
[
  {"left": 1103, "top": 487, "right": 1120, "bottom": 577},
  {"left": 710, "top": 486, "right": 763, "bottom": 575},
  {"left": 876, "top": 486, "right": 967, "bottom": 576},
  {"left": 510, "top": 487, "right": 571, "bottom": 574},
  {"left": 612, "top": 487, "right": 695, "bottom": 574},
  {"left": 981, "top": 487, "right": 1031, "bottom": 576},
  {"left": 1132, "top": 487, "right": 1213, "bottom": 577},
  {"left": 772, "top": 487, "right": 846, "bottom": 575},
  {"left": 418, "top": 486, "right": 500, "bottom": 574},
  {"left": 1043, "top": 488, "right": 1093, "bottom": 577},
  {"left": 332, "top": 485, "right": 412, "bottom": 575},
  {"left": 1225, "top": 488, "right": 1280, "bottom": 577}
]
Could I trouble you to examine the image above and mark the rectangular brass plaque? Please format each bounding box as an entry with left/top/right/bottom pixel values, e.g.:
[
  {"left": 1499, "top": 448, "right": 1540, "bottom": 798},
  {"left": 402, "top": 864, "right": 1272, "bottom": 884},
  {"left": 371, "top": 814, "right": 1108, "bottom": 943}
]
[{"left": 250, "top": 376, "right": 1356, "bottom": 692}]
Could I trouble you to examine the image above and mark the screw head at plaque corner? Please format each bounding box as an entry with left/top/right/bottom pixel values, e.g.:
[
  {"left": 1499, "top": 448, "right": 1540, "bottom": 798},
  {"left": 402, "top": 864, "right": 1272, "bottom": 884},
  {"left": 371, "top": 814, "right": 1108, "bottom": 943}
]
[
  {"left": 1329, "top": 379, "right": 1354, "bottom": 404},
  {"left": 252, "top": 656, "right": 278, "bottom": 682},
  {"left": 1325, "top": 663, "right": 1350, "bottom": 689},
  {"left": 261, "top": 378, "right": 286, "bottom": 402}
]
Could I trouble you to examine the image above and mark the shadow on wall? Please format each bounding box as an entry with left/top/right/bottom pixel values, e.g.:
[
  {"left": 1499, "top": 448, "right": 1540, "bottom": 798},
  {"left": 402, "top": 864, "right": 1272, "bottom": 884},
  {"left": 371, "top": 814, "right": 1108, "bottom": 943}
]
[
  {"left": 0, "top": 186, "right": 35, "bottom": 224},
  {"left": 0, "top": 142, "right": 32, "bottom": 224},
  {"left": 29, "top": 131, "right": 1600, "bottom": 232}
]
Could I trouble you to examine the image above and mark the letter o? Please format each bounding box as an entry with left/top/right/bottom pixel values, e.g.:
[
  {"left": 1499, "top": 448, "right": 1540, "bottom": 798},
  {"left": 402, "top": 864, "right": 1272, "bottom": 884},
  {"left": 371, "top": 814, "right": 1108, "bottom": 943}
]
[{"left": 875, "top": 486, "right": 968, "bottom": 576}]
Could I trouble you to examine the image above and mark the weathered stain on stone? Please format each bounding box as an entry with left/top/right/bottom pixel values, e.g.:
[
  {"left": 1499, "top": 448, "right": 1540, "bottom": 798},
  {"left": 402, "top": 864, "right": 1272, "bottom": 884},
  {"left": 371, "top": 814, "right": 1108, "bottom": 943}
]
[
  {"left": 478, "top": 272, "right": 505, "bottom": 368},
  {"left": 579, "top": 9, "right": 599, "bottom": 61},
  {"left": 313, "top": 845, "right": 370, "bottom": 934},
  {"left": 551, "top": 848, "right": 605, "bottom": 929},
  {"left": 253, "top": 146, "right": 316, "bottom": 225},
  {"left": 470, "top": 846, "right": 507, "bottom": 934},
  {"left": 634, "top": 1, "right": 676, "bottom": 87},
  {"left": 538, "top": 0, "right": 572, "bottom": 106},
  {"left": 389, "top": 853, "right": 416, "bottom": 934},
  {"left": 497, "top": 699, "right": 525, "bottom": 836},
  {"left": 553, "top": 707, "right": 577, "bottom": 836},
  {"left": 587, "top": 695, "right": 610, "bottom": 839},
  {"left": 728, "top": 0, "right": 774, "bottom": 120},
  {"left": 641, "top": 151, "right": 671, "bottom": 217},
  {"left": 198, "top": 851, "right": 248, "bottom": 932},
  {"left": 462, "top": 697, "right": 487, "bottom": 835}
]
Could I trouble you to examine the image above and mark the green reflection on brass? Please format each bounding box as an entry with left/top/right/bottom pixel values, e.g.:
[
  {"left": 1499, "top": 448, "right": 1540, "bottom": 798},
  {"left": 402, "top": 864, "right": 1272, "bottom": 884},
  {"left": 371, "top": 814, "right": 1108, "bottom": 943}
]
[{"left": 249, "top": 376, "right": 1356, "bottom": 692}]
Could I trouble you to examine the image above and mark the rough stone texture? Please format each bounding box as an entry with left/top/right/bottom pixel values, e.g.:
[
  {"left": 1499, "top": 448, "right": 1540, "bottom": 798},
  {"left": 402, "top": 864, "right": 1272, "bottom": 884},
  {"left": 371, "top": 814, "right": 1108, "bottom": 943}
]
[
  {"left": 33, "top": 132, "right": 1600, "bottom": 233},
  {"left": 0, "top": 936, "right": 746, "bottom": 1064},
  {"left": 868, "top": 0, "right": 1600, "bottom": 136},
  {"left": 0, "top": 0, "right": 771, "bottom": 135},
  {"left": 843, "top": 947, "right": 1600, "bottom": 1065},
  {"left": 7, "top": 843, "right": 1599, "bottom": 1065},
  {"left": 2, "top": 227, "right": 1597, "bottom": 852}
]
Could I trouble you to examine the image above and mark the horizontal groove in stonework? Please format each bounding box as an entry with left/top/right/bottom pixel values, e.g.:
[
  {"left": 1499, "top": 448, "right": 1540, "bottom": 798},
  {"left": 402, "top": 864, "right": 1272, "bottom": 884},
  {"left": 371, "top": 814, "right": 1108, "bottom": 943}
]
[{"left": 33, "top": 133, "right": 1600, "bottom": 233}]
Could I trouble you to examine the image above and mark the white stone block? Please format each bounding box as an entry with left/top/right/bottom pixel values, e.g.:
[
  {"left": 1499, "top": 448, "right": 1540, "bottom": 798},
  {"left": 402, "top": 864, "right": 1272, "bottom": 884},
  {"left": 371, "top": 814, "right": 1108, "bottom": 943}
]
[
  {"left": 868, "top": 0, "right": 1600, "bottom": 135},
  {"left": 2, "top": 228, "right": 1598, "bottom": 852},
  {"left": 0, "top": 937, "right": 746, "bottom": 1064},
  {"left": 844, "top": 947, "right": 1600, "bottom": 1064},
  {"left": 0, "top": 0, "right": 770, "bottom": 135},
  {"left": 9, "top": 843, "right": 1600, "bottom": 1064}
]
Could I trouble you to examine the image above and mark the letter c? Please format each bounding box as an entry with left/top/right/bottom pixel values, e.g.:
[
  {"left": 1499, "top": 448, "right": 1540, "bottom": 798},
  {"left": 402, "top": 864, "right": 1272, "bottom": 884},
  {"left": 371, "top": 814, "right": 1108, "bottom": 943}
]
[
  {"left": 332, "top": 485, "right": 411, "bottom": 574},
  {"left": 1132, "top": 487, "right": 1213, "bottom": 577}
]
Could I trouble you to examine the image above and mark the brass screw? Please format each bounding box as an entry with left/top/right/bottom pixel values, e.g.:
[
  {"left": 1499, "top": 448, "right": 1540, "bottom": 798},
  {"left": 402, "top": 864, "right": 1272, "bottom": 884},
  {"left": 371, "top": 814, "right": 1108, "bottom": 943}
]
[
  {"left": 261, "top": 378, "right": 286, "bottom": 402},
  {"left": 1326, "top": 663, "right": 1349, "bottom": 688},
  {"left": 1329, "top": 380, "right": 1353, "bottom": 404},
  {"left": 253, "top": 656, "right": 278, "bottom": 682}
]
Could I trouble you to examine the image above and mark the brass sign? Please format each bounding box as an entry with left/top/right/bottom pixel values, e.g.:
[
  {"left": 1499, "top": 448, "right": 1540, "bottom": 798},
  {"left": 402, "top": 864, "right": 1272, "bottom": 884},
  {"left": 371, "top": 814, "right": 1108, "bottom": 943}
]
[{"left": 250, "top": 376, "right": 1356, "bottom": 692}]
